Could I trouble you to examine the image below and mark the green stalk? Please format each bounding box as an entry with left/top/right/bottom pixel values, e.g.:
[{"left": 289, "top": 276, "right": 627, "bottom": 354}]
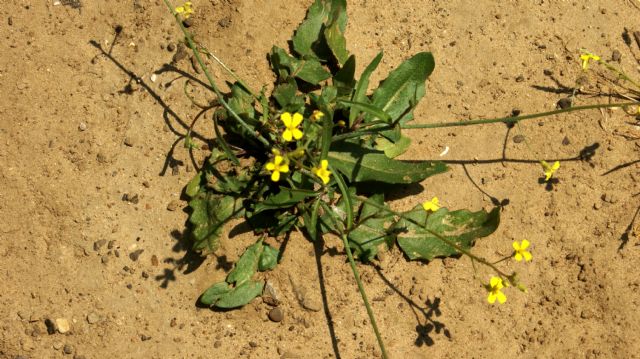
[
  {"left": 402, "top": 102, "right": 639, "bottom": 129},
  {"left": 332, "top": 170, "right": 388, "bottom": 359},
  {"left": 162, "top": 0, "right": 270, "bottom": 148}
]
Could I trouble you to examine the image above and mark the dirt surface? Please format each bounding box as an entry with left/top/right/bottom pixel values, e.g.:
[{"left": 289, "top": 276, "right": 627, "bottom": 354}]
[{"left": 2, "top": 1, "right": 640, "bottom": 358}]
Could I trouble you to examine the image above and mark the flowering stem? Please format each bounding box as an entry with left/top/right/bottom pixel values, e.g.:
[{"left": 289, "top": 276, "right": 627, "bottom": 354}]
[
  {"left": 332, "top": 171, "right": 388, "bottom": 359},
  {"left": 402, "top": 101, "right": 639, "bottom": 129},
  {"left": 161, "top": 0, "right": 270, "bottom": 148}
]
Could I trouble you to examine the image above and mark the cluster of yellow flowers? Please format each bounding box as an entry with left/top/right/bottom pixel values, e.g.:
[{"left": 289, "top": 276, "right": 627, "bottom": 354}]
[
  {"left": 264, "top": 112, "right": 332, "bottom": 185},
  {"left": 175, "top": 2, "right": 194, "bottom": 19}
]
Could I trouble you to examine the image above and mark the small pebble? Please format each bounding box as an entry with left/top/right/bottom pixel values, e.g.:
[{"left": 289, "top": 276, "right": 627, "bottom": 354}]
[
  {"left": 557, "top": 97, "right": 572, "bottom": 109},
  {"left": 141, "top": 271, "right": 149, "bottom": 279},
  {"left": 593, "top": 202, "right": 601, "bottom": 210},
  {"left": 44, "top": 318, "right": 56, "bottom": 334},
  {"left": 93, "top": 239, "right": 107, "bottom": 251},
  {"left": 218, "top": 16, "right": 231, "bottom": 28},
  {"left": 140, "top": 334, "right": 152, "bottom": 341},
  {"left": 78, "top": 122, "right": 87, "bottom": 131},
  {"left": 124, "top": 136, "right": 135, "bottom": 147},
  {"left": 53, "top": 342, "right": 63, "bottom": 350},
  {"left": 142, "top": 181, "right": 150, "bottom": 188},
  {"left": 214, "top": 340, "right": 222, "bottom": 348},
  {"left": 151, "top": 254, "right": 159, "bottom": 266},
  {"left": 63, "top": 344, "right": 74, "bottom": 354},
  {"left": 611, "top": 49, "right": 622, "bottom": 62},
  {"left": 101, "top": 255, "right": 109, "bottom": 264},
  {"left": 8, "top": 16, "right": 13, "bottom": 26},
  {"left": 55, "top": 318, "right": 71, "bottom": 334},
  {"left": 513, "top": 134, "right": 525, "bottom": 143},
  {"left": 515, "top": 75, "right": 525, "bottom": 82},
  {"left": 167, "top": 43, "right": 176, "bottom": 52},
  {"left": 543, "top": 69, "right": 553, "bottom": 76},
  {"left": 86, "top": 312, "right": 100, "bottom": 324},
  {"left": 268, "top": 307, "right": 284, "bottom": 322},
  {"left": 182, "top": 18, "right": 193, "bottom": 28},
  {"left": 129, "top": 249, "right": 144, "bottom": 262},
  {"left": 562, "top": 136, "right": 570, "bottom": 146},
  {"left": 107, "top": 240, "right": 115, "bottom": 249},
  {"left": 166, "top": 200, "right": 180, "bottom": 211}
]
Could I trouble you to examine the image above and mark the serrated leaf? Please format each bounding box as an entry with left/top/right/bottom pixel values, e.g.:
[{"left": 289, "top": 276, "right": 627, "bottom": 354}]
[
  {"left": 200, "top": 282, "right": 231, "bottom": 306},
  {"left": 227, "top": 240, "right": 264, "bottom": 286},
  {"left": 258, "top": 244, "right": 279, "bottom": 271},
  {"left": 349, "top": 52, "right": 383, "bottom": 126},
  {"left": 396, "top": 206, "right": 500, "bottom": 261},
  {"left": 370, "top": 52, "right": 435, "bottom": 123},
  {"left": 215, "top": 280, "right": 265, "bottom": 309},
  {"left": 292, "top": 0, "right": 327, "bottom": 59},
  {"left": 328, "top": 140, "right": 448, "bottom": 184},
  {"left": 188, "top": 193, "right": 244, "bottom": 252}
]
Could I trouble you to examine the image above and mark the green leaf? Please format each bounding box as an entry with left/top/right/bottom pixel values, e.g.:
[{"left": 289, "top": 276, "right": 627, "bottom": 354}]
[
  {"left": 253, "top": 187, "right": 317, "bottom": 214},
  {"left": 348, "top": 194, "right": 394, "bottom": 261},
  {"left": 295, "top": 58, "right": 332, "bottom": 85},
  {"left": 200, "top": 282, "right": 231, "bottom": 306},
  {"left": 292, "top": 0, "right": 327, "bottom": 59},
  {"left": 273, "top": 79, "right": 304, "bottom": 111},
  {"left": 338, "top": 99, "right": 391, "bottom": 122},
  {"left": 188, "top": 193, "right": 244, "bottom": 252},
  {"left": 333, "top": 55, "right": 356, "bottom": 97},
  {"left": 228, "top": 82, "right": 256, "bottom": 120},
  {"left": 185, "top": 171, "right": 203, "bottom": 198},
  {"left": 349, "top": 52, "right": 383, "bottom": 126},
  {"left": 328, "top": 140, "right": 448, "bottom": 184},
  {"left": 227, "top": 240, "right": 264, "bottom": 286},
  {"left": 215, "top": 280, "right": 265, "bottom": 309},
  {"left": 370, "top": 52, "right": 435, "bottom": 123},
  {"left": 375, "top": 135, "right": 411, "bottom": 158},
  {"left": 258, "top": 244, "right": 279, "bottom": 271},
  {"left": 323, "top": 0, "right": 349, "bottom": 65},
  {"left": 396, "top": 206, "right": 500, "bottom": 261}
]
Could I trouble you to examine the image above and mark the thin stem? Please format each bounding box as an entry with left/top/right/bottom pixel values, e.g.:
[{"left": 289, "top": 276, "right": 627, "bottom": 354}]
[
  {"left": 341, "top": 233, "right": 388, "bottom": 359},
  {"left": 162, "top": 0, "right": 270, "bottom": 148},
  {"left": 402, "top": 101, "right": 639, "bottom": 129}
]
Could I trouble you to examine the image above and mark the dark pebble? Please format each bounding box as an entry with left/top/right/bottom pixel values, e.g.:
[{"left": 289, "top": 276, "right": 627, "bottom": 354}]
[
  {"left": 513, "top": 135, "right": 525, "bottom": 143},
  {"left": 557, "top": 97, "right": 572, "bottom": 109},
  {"left": 127, "top": 284, "right": 133, "bottom": 289},
  {"left": 151, "top": 255, "right": 159, "bottom": 266},
  {"left": 101, "top": 255, "right": 109, "bottom": 264},
  {"left": 44, "top": 318, "right": 56, "bottom": 334},
  {"left": 182, "top": 18, "right": 193, "bottom": 28},
  {"left": 167, "top": 43, "right": 176, "bottom": 52},
  {"left": 214, "top": 340, "right": 222, "bottom": 348},
  {"left": 268, "top": 307, "right": 284, "bottom": 322},
  {"left": 172, "top": 43, "right": 188, "bottom": 63},
  {"left": 141, "top": 334, "right": 152, "bottom": 341},
  {"left": 8, "top": 16, "right": 12, "bottom": 26},
  {"left": 562, "top": 136, "right": 570, "bottom": 146},
  {"left": 515, "top": 75, "right": 525, "bottom": 82},
  {"left": 543, "top": 69, "right": 553, "bottom": 76},
  {"left": 63, "top": 344, "right": 73, "bottom": 354},
  {"left": 249, "top": 341, "right": 258, "bottom": 348},
  {"left": 511, "top": 108, "right": 521, "bottom": 117},
  {"left": 107, "top": 240, "right": 115, "bottom": 249},
  {"left": 218, "top": 16, "right": 232, "bottom": 28},
  {"left": 611, "top": 49, "right": 621, "bottom": 62},
  {"left": 93, "top": 239, "right": 107, "bottom": 251},
  {"left": 141, "top": 271, "right": 149, "bottom": 279},
  {"left": 129, "top": 249, "right": 144, "bottom": 262}
]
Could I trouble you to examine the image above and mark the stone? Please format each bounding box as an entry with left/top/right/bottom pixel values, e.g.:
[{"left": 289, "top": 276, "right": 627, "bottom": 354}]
[
  {"left": 268, "top": 307, "right": 284, "bottom": 322},
  {"left": 78, "top": 122, "right": 87, "bottom": 131},
  {"left": 63, "top": 344, "right": 74, "bottom": 354},
  {"left": 55, "top": 318, "right": 71, "bottom": 334},
  {"left": 557, "top": 97, "right": 572, "bottom": 109},
  {"left": 93, "top": 239, "right": 107, "bottom": 251},
  {"left": 86, "top": 312, "right": 100, "bottom": 324},
  {"left": 129, "top": 249, "right": 144, "bottom": 262},
  {"left": 513, "top": 135, "right": 525, "bottom": 143},
  {"left": 166, "top": 200, "right": 180, "bottom": 211},
  {"left": 53, "top": 342, "right": 64, "bottom": 350}
]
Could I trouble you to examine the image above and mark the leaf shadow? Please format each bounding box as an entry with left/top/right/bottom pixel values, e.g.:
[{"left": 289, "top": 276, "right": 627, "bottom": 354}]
[{"left": 373, "top": 265, "right": 450, "bottom": 347}]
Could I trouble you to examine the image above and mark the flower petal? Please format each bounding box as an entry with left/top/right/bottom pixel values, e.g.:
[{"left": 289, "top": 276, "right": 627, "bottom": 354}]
[
  {"left": 282, "top": 129, "right": 293, "bottom": 142},
  {"left": 523, "top": 251, "right": 532, "bottom": 261},
  {"left": 320, "top": 159, "right": 328, "bottom": 169},
  {"left": 512, "top": 241, "right": 521, "bottom": 251},
  {"left": 514, "top": 252, "right": 523, "bottom": 262},
  {"left": 496, "top": 291, "right": 507, "bottom": 304},
  {"left": 552, "top": 161, "right": 560, "bottom": 170},
  {"left": 274, "top": 155, "right": 283, "bottom": 166},
  {"left": 487, "top": 292, "right": 496, "bottom": 304},
  {"left": 521, "top": 239, "right": 530, "bottom": 249},
  {"left": 292, "top": 128, "right": 304, "bottom": 140},
  {"left": 490, "top": 276, "right": 502, "bottom": 288},
  {"left": 291, "top": 113, "right": 303, "bottom": 127},
  {"left": 271, "top": 171, "right": 280, "bottom": 182},
  {"left": 265, "top": 162, "right": 275, "bottom": 171},
  {"left": 281, "top": 112, "right": 292, "bottom": 127},
  {"left": 279, "top": 164, "right": 289, "bottom": 173}
]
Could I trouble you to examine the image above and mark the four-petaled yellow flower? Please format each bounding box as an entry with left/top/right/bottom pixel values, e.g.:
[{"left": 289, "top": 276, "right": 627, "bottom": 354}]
[
  {"left": 580, "top": 52, "right": 600, "bottom": 70},
  {"left": 486, "top": 276, "right": 507, "bottom": 304},
  {"left": 175, "top": 2, "right": 194, "bottom": 19},
  {"left": 422, "top": 197, "right": 440, "bottom": 212},
  {"left": 281, "top": 112, "right": 304, "bottom": 142},
  {"left": 265, "top": 155, "right": 289, "bottom": 182},
  {"left": 512, "top": 239, "right": 532, "bottom": 262},
  {"left": 540, "top": 160, "right": 560, "bottom": 181},
  {"left": 313, "top": 160, "right": 332, "bottom": 184},
  {"left": 311, "top": 110, "right": 324, "bottom": 122}
]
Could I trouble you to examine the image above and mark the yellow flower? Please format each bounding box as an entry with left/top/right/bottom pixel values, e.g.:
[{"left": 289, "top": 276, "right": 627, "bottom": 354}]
[
  {"left": 312, "top": 160, "right": 332, "bottom": 184},
  {"left": 175, "top": 2, "right": 194, "bottom": 18},
  {"left": 336, "top": 120, "right": 346, "bottom": 127},
  {"left": 580, "top": 52, "right": 600, "bottom": 70},
  {"left": 512, "top": 240, "right": 532, "bottom": 262},
  {"left": 281, "top": 112, "right": 304, "bottom": 142},
  {"left": 486, "top": 277, "right": 507, "bottom": 304},
  {"left": 265, "top": 155, "right": 289, "bottom": 182},
  {"left": 311, "top": 110, "right": 324, "bottom": 122},
  {"left": 422, "top": 197, "right": 440, "bottom": 212},
  {"left": 540, "top": 160, "right": 560, "bottom": 181}
]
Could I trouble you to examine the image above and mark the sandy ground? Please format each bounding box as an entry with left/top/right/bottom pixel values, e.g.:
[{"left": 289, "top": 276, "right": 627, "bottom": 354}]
[{"left": 1, "top": 1, "right": 640, "bottom": 358}]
